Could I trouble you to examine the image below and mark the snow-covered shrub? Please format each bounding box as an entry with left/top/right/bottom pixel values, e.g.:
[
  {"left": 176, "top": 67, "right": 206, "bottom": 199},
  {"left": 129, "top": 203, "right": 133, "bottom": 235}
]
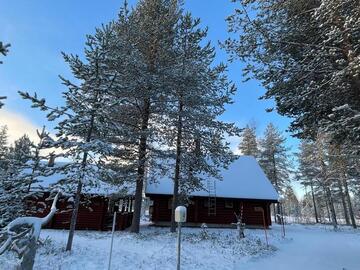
[{"left": 200, "top": 223, "right": 209, "bottom": 240}]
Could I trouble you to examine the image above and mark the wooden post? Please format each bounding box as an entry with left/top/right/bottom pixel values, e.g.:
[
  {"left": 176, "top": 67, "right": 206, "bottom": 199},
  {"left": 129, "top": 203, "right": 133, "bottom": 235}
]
[
  {"left": 280, "top": 203, "right": 286, "bottom": 238},
  {"left": 108, "top": 211, "right": 117, "bottom": 270}
]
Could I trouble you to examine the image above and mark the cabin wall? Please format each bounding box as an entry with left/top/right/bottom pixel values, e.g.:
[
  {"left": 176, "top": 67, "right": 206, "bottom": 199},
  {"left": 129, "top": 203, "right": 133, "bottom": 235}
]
[
  {"left": 149, "top": 195, "right": 272, "bottom": 227},
  {"left": 26, "top": 193, "right": 133, "bottom": 231}
]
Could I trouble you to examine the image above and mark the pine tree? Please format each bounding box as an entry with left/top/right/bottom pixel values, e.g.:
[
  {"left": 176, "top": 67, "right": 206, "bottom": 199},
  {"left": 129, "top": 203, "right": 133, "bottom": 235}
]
[
  {"left": 0, "top": 133, "right": 34, "bottom": 226},
  {"left": 106, "top": 0, "right": 182, "bottom": 233},
  {"left": 283, "top": 186, "right": 301, "bottom": 222},
  {"left": 0, "top": 126, "right": 8, "bottom": 170},
  {"left": 11, "top": 134, "right": 33, "bottom": 164},
  {"left": 238, "top": 125, "right": 259, "bottom": 157},
  {"left": 0, "top": 154, "right": 28, "bottom": 226},
  {"left": 224, "top": 0, "right": 360, "bottom": 149},
  {"left": 297, "top": 140, "right": 320, "bottom": 223},
  {"left": 23, "top": 127, "right": 55, "bottom": 194},
  {"left": 164, "top": 13, "right": 239, "bottom": 232},
  {"left": 259, "top": 123, "right": 291, "bottom": 223},
  {"left": 328, "top": 144, "right": 357, "bottom": 228},
  {"left": 297, "top": 135, "right": 339, "bottom": 229},
  {"left": 19, "top": 25, "right": 122, "bottom": 250},
  {"left": 314, "top": 133, "right": 338, "bottom": 229},
  {"left": 0, "top": 126, "right": 8, "bottom": 200}
]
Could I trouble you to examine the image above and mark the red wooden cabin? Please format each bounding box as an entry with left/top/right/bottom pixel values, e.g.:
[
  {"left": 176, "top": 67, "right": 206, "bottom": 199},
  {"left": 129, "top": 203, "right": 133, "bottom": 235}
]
[{"left": 146, "top": 156, "right": 278, "bottom": 228}]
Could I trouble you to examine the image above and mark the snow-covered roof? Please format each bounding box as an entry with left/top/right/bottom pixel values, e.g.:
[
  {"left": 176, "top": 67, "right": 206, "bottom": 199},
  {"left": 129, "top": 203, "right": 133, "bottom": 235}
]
[
  {"left": 32, "top": 172, "right": 130, "bottom": 196},
  {"left": 145, "top": 156, "right": 279, "bottom": 201},
  {"left": 26, "top": 163, "right": 134, "bottom": 196}
]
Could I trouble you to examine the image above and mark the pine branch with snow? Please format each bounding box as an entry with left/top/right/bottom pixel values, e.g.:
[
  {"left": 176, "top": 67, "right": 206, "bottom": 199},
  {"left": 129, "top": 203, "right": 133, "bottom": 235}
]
[
  {"left": 0, "top": 41, "right": 10, "bottom": 64},
  {"left": 0, "top": 96, "right": 6, "bottom": 109}
]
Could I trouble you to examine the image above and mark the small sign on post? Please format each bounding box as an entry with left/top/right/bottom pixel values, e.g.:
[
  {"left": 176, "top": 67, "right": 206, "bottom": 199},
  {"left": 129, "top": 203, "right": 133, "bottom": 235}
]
[{"left": 175, "top": 206, "right": 187, "bottom": 270}]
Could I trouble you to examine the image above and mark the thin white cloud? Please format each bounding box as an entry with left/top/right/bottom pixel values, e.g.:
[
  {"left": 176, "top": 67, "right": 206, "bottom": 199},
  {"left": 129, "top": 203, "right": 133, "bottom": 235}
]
[{"left": 0, "top": 109, "right": 41, "bottom": 144}]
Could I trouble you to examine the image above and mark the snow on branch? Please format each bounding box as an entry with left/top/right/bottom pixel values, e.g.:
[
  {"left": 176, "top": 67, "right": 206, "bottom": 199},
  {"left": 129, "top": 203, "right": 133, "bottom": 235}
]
[
  {"left": 0, "top": 96, "right": 6, "bottom": 109},
  {"left": 0, "top": 192, "right": 60, "bottom": 269}
]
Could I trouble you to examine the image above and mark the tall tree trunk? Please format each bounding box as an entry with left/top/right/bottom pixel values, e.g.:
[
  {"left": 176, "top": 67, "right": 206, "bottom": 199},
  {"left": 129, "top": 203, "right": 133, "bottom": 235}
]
[
  {"left": 310, "top": 180, "right": 319, "bottom": 223},
  {"left": 66, "top": 112, "right": 95, "bottom": 251},
  {"left": 275, "top": 203, "right": 281, "bottom": 224},
  {"left": 272, "top": 204, "right": 276, "bottom": 223},
  {"left": 170, "top": 101, "right": 183, "bottom": 233},
  {"left": 343, "top": 176, "right": 357, "bottom": 228},
  {"left": 325, "top": 200, "right": 331, "bottom": 224},
  {"left": 325, "top": 186, "right": 338, "bottom": 230},
  {"left": 65, "top": 178, "right": 83, "bottom": 251},
  {"left": 130, "top": 99, "right": 150, "bottom": 233},
  {"left": 336, "top": 178, "right": 350, "bottom": 225},
  {"left": 271, "top": 153, "right": 281, "bottom": 224}
]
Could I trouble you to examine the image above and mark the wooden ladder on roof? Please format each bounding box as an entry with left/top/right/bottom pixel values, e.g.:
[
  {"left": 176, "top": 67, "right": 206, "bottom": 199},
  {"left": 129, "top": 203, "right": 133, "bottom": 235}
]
[{"left": 207, "top": 179, "right": 217, "bottom": 216}]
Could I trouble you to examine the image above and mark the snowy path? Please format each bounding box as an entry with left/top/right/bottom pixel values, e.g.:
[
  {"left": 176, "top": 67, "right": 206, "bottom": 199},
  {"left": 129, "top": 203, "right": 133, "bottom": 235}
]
[{"left": 243, "top": 224, "right": 360, "bottom": 270}]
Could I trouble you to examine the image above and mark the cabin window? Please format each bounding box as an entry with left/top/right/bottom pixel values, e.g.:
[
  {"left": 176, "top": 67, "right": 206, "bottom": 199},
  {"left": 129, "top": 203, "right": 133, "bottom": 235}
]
[{"left": 225, "top": 200, "right": 233, "bottom": 209}]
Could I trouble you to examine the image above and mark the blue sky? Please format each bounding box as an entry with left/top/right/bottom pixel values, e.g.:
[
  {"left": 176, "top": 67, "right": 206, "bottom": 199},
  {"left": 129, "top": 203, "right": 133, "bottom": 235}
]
[{"left": 0, "top": 0, "right": 301, "bottom": 193}]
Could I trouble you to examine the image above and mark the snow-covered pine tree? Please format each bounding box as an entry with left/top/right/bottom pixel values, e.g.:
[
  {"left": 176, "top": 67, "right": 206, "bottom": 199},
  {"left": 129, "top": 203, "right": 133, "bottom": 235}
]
[
  {"left": 0, "top": 134, "right": 35, "bottom": 227},
  {"left": 0, "top": 126, "right": 8, "bottom": 169},
  {"left": 10, "top": 134, "right": 32, "bottom": 164},
  {"left": 107, "top": 0, "right": 182, "bottom": 233},
  {"left": 224, "top": 0, "right": 360, "bottom": 149},
  {"left": 313, "top": 133, "right": 339, "bottom": 229},
  {"left": 259, "top": 123, "right": 291, "bottom": 223},
  {"left": 0, "top": 126, "right": 9, "bottom": 226},
  {"left": 238, "top": 124, "right": 259, "bottom": 157},
  {"left": 163, "top": 13, "right": 239, "bottom": 232},
  {"left": 313, "top": 0, "right": 360, "bottom": 148},
  {"left": 297, "top": 140, "right": 321, "bottom": 223},
  {"left": 327, "top": 145, "right": 351, "bottom": 226},
  {"left": 19, "top": 25, "right": 122, "bottom": 250},
  {"left": 0, "top": 126, "right": 9, "bottom": 197},
  {"left": 23, "top": 127, "right": 55, "bottom": 195},
  {"left": 328, "top": 144, "right": 357, "bottom": 228},
  {"left": 283, "top": 186, "right": 300, "bottom": 222}
]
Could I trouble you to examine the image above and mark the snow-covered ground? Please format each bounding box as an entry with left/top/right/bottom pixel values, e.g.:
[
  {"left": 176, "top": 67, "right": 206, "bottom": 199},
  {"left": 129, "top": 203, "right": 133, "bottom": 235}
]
[
  {"left": 1, "top": 224, "right": 359, "bottom": 269},
  {"left": 242, "top": 224, "right": 360, "bottom": 270}
]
